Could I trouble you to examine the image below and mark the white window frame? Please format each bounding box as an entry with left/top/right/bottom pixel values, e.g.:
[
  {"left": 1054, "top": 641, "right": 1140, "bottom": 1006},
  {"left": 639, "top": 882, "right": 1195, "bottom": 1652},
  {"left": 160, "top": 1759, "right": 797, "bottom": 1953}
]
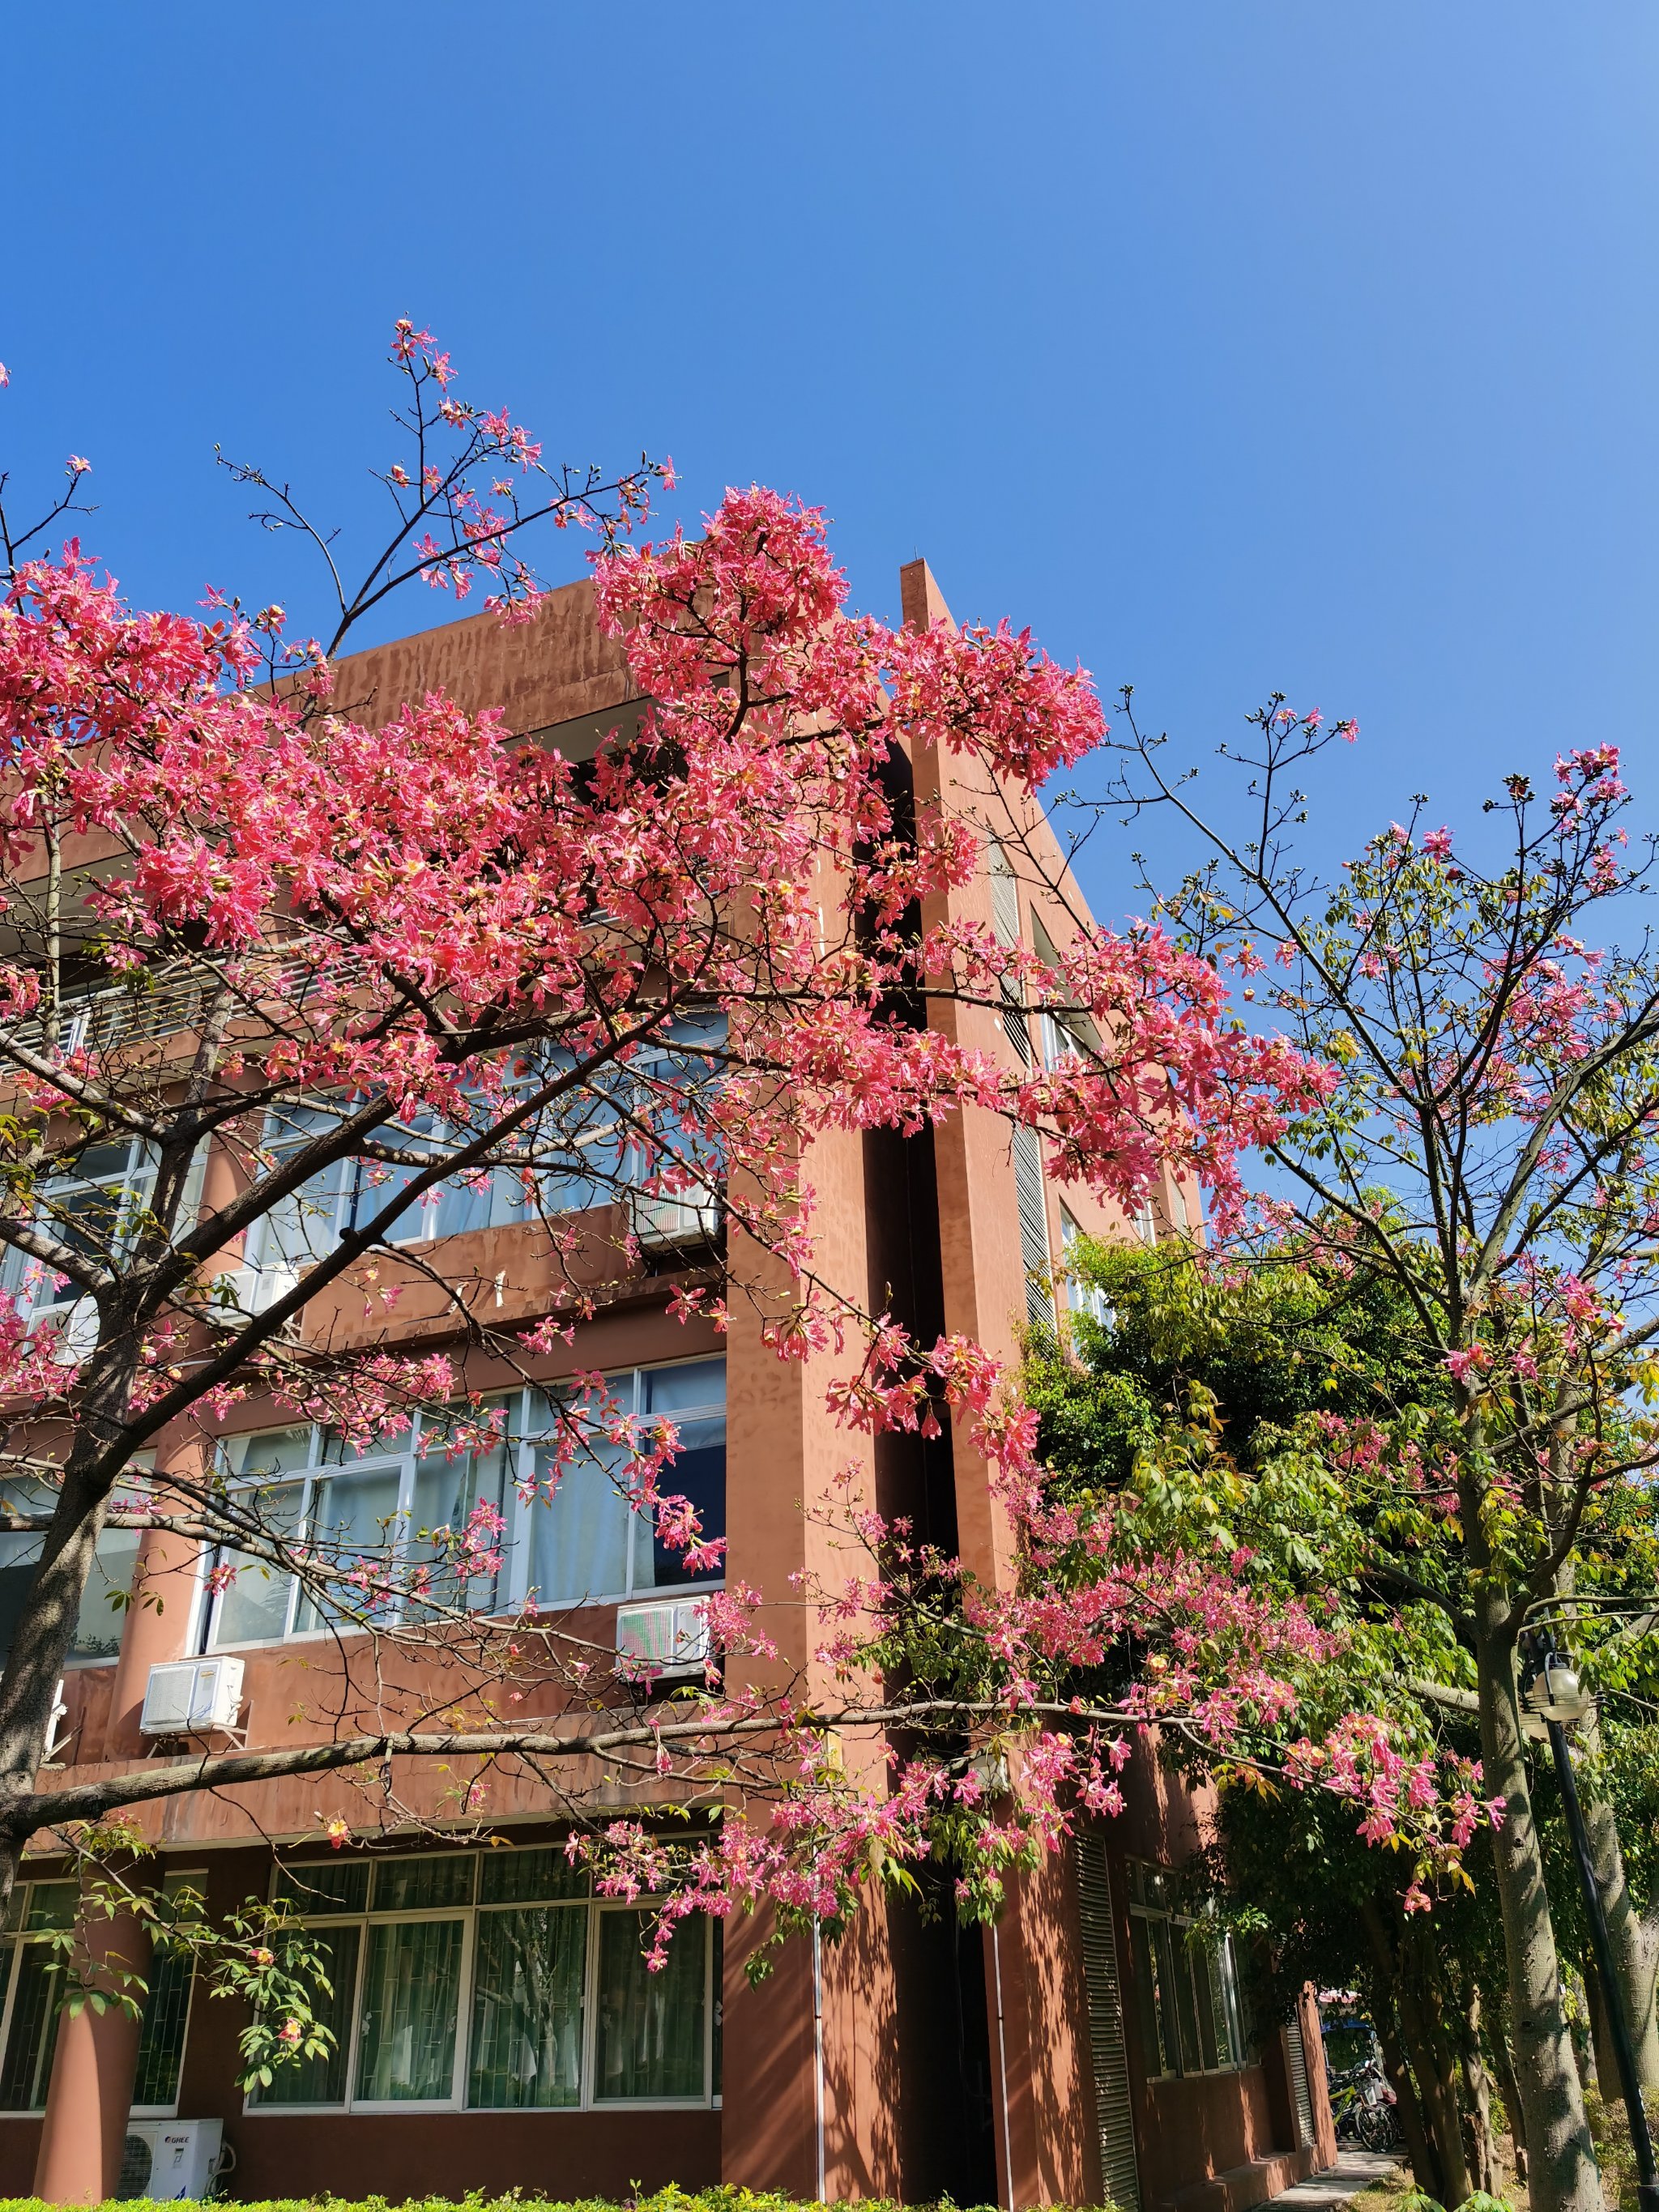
[
  {"left": 1126, "top": 1863, "right": 1247, "bottom": 2080},
  {"left": 0, "top": 1134, "right": 158, "bottom": 1324},
  {"left": 203, "top": 1358, "right": 727, "bottom": 1652},
  {"left": 0, "top": 1453, "right": 156, "bottom": 1672},
  {"left": 239, "top": 1029, "right": 727, "bottom": 1308},
  {"left": 245, "top": 1853, "right": 719, "bottom": 2116}
]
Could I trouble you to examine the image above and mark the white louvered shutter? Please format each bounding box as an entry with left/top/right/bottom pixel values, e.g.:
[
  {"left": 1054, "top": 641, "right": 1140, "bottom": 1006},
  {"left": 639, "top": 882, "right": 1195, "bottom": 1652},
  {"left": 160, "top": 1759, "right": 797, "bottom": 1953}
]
[{"left": 1073, "top": 1835, "right": 1141, "bottom": 2212}]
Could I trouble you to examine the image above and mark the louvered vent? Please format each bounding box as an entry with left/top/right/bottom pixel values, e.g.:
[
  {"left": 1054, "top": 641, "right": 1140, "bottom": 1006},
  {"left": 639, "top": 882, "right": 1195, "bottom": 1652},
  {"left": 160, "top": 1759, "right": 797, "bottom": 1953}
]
[
  {"left": 988, "top": 842, "right": 1031, "bottom": 1062},
  {"left": 1013, "top": 1121, "right": 1052, "bottom": 1329},
  {"left": 1073, "top": 1835, "right": 1141, "bottom": 2212},
  {"left": 1285, "top": 2015, "right": 1317, "bottom": 2148}
]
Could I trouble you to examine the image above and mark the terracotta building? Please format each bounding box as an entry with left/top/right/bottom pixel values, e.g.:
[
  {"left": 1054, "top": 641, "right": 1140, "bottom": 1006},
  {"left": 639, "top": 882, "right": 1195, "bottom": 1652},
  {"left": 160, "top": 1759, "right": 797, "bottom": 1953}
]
[{"left": 0, "top": 564, "right": 1334, "bottom": 2206}]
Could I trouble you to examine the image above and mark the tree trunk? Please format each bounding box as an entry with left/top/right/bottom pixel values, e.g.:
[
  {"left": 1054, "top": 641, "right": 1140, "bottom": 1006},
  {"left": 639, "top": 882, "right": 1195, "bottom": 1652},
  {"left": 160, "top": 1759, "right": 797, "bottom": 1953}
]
[
  {"left": 1363, "top": 1896, "right": 1471, "bottom": 2203},
  {"left": 1456, "top": 1969, "right": 1499, "bottom": 2196},
  {"left": 1579, "top": 1731, "right": 1659, "bottom": 2092},
  {"left": 1490, "top": 1989, "right": 1530, "bottom": 2186},
  {"left": 1377, "top": 1996, "right": 1444, "bottom": 2198},
  {"left": 1474, "top": 1609, "right": 1601, "bottom": 2212}
]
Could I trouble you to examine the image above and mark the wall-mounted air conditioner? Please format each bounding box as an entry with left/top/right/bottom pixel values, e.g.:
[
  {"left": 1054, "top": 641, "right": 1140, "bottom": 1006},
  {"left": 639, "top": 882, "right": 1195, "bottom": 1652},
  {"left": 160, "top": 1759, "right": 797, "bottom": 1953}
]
[
  {"left": 616, "top": 1598, "right": 710, "bottom": 1681},
  {"left": 139, "top": 1656, "right": 245, "bottom": 1737},
  {"left": 118, "top": 2118, "right": 224, "bottom": 2201}
]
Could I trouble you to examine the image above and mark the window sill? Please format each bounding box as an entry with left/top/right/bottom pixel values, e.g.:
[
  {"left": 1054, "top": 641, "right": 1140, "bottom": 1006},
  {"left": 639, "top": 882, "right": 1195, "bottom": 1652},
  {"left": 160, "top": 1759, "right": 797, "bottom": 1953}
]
[
  {"left": 244, "top": 2099, "right": 718, "bottom": 2117},
  {"left": 207, "top": 1582, "right": 728, "bottom": 1656}
]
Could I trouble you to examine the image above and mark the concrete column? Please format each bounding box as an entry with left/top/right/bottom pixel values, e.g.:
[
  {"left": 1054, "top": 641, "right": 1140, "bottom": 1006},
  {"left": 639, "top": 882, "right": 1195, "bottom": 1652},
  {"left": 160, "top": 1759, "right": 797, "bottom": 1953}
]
[
  {"left": 105, "top": 1436, "right": 206, "bottom": 1758},
  {"left": 32, "top": 1899, "right": 152, "bottom": 2202}
]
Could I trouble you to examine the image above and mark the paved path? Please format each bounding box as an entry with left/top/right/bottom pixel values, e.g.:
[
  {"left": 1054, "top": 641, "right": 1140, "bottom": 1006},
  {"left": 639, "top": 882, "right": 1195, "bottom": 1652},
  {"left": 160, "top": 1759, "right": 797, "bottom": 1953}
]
[{"left": 1260, "top": 2150, "right": 1404, "bottom": 2212}]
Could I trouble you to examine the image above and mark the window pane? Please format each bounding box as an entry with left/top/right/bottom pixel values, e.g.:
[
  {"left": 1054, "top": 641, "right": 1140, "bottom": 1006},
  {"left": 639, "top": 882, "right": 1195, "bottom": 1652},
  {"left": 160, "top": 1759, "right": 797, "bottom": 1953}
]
[
  {"left": 252, "top": 1160, "right": 351, "bottom": 1291},
  {"left": 528, "top": 1428, "right": 630, "bottom": 1607},
  {"left": 0, "top": 1944, "right": 61, "bottom": 2109},
  {"left": 1154, "top": 1920, "right": 1194, "bottom": 2073},
  {"left": 273, "top": 1862, "right": 369, "bottom": 1916},
  {"left": 132, "top": 1947, "right": 193, "bottom": 2108},
  {"left": 222, "top": 1429, "right": 313, "bottom": 1481},
  {"left": 211, "top": 1481, "right": 303, "bottom": 1646},
  {"left": 1128, "top": 1916, "right": 1166, "bottom": 2076},
  {"left": 642, "top": 1362, "right": 726, "bottom": 1415},
  {"left": 637, "top": 1419, "right": 726, "bottom": 1593},
  {"left": 478, "top": 1848, "right": 588, "bottom": 1907},
  {"left": 1220, "top": 1936, "right": 1247, "bottom": 2062},
  {"left": 467, "top": 1905, "right": 586, "bottom": 2108},
  {"left": 370, "top": 1856, "right": 476, "bottom": 1913},
  {"left": 254, "top": 1923, "right": 360, "bottom": 2108},
  {"left": 295, "top": 1468, "right": 404, "bottom": 1630},
  {"left": 23, "top": 1885, "right": 76, "bottom": 1933},
  {"left": 73, "top": 1526, "right": 139, "bottom": 1660},
  {"left": 318, "top": 1421, "right": 413, "bottom": 1467},
  {"left": 1191, "top": 1941, "right": 1220, "bottom": 2069},
  {"left": 594, "top": 1911, "right": 706, "bottom": 2102},
  {"left": 355, "top": 1918, "right": 463, "bottom": 2103},
  {"left": 412, "top": 1404, "right": 513, "bottom": 1615}
]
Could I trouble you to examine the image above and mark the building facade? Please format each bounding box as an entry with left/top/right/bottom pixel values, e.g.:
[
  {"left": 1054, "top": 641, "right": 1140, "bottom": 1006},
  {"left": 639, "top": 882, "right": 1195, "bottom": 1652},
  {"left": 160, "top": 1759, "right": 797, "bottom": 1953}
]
[{"left": 0, "top": 563, "right": 1334, "bottom": 2206}]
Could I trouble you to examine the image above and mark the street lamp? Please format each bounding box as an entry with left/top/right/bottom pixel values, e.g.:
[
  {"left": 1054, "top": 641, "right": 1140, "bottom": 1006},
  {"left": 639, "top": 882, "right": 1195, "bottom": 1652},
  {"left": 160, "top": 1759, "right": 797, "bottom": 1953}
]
[{"left": 1521, "top": 1628, "right": 1659, "bottom": 2212}]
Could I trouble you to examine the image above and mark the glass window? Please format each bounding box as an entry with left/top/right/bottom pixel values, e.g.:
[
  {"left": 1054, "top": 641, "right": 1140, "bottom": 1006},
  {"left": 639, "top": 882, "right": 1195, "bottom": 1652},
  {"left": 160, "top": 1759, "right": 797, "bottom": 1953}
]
[
  {"left": 0, "top": 1136, "right": 158, "bottom": 1322},
  {"left": 274, "top": 1861, "right": 369, "bottom": 1916},
  {"left": 468, "top": 1904, "right": 586, "bottom": 2109},
  {"left": 524, "top": 1362, "right": 727, "bottom": 1610},
  {"left": 207, "top": 1370, "right": 726, "bottom": 1649},
  {"left": 594, "top": 1909, "right": 707, "bottom": 2103},
  {"left": 477, "top": 1848, "right": 587, "bottom": 1907},
  {"left": 251, "top": 1852, "right": 715, "bottom": 2113},
  {"left": 293, "top": 1462, "right": 405, "bottom": 1633},
  {"left": 1126, "top": 1862, "right": 1243, "bottom": 2079},
  {"left": 370, "top": 1856, "right": 476, "bottom": 1913},
  {"left": 253, "top": 1923, "right": 360, "bottom": 2108},
  {"left": 1060, "top": 1208, "right": 1111, "bottom": 1329},
  {"left": 0, "top": 1458, "right": 153, "bottom": 1668},
  {"left": 1168, "top": 1923, "right": 1203, "bottom": 2072},
  {"left": 0, "top": 1877, "right": 196, "bottom": 2115},
  {"left": 0, "top": 1940, "right": 62, "bottom": 2109},
  {"left": 411, "top": 1407, "right": 515, "bottom": 1617},
  {"left": 131, "top": 1947, "right": 194, "bottom": 2110},
  {"left": 208, "top": 1402, "right": 517, "bottom": 1648},
  {"left": 355, "top": 1916, "right": 464, "bottom": 2103}
]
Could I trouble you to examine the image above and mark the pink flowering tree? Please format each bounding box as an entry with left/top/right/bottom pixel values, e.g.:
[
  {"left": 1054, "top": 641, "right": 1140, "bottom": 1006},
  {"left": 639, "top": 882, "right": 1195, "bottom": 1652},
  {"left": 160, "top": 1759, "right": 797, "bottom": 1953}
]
[
  {"left": 1094, "top": 696, "right": 1659, "bottom": 2212},
  {"left": 0, "top": 330, "right": 1388, "bottom": 2082}
]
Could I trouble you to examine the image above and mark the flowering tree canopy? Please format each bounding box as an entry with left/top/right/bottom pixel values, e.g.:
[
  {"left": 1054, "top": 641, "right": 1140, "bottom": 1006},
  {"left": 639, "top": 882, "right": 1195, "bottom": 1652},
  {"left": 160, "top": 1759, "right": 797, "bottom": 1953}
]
[
  {"left": 1090, "top": 698, "right": 1659, "bottom": 2212},
  {"left": 0, "top": 330, "right": 1382, "bottom": 2080}
]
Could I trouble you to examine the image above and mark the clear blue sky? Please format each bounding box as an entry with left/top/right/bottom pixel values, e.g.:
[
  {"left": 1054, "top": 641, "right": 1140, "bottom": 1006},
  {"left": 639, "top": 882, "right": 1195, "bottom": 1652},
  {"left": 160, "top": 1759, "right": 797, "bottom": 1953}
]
[{"left": 3, "top": 4, "right": 1654, "bottom": 921}]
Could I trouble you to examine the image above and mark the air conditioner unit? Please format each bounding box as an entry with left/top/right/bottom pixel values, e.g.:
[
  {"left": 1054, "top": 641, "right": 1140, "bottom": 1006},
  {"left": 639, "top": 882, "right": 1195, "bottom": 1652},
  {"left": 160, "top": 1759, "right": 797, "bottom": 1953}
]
[
  {"left": 139, "top": 1656, "right": 245, "bottom": 1736},
  {"left": 616, "top": 1598, "right": 710, "bottom": 1681},
  {"left": 118, "top": 2117, "right": 224, "bottom": 2201}
]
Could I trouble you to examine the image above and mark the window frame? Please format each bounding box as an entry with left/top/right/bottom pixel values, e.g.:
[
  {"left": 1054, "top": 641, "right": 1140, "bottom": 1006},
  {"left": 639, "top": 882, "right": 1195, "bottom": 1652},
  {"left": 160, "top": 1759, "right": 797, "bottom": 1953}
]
[
  {"left": 239, "top": 1025, "right": 727, "bottom": 1306},
  {"left": 0, "top": 1453, "right": 156, "bottom": 1672},
  {"left": 1125, "top": 1862, "right": 1247, "bottom": 2082},
  {"left": 1059, "top": 1205, "right": 1111, "bottom": 1328},
  {"left": 0, "top": 1134, "right": 159, "bottom": 1323},
  {"left": 203, "top": 1357, "right": 728, "bottom": 1652},
  {"left": 245, "top": 1852, "right": 719, "bottom": 2116}
]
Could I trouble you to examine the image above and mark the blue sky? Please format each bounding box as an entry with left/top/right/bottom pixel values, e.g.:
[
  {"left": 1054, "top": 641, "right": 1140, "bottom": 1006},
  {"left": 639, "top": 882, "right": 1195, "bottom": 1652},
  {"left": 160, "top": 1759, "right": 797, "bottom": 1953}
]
[{"left": 3, "top": 4, "right": 1655, "bottom": 924}]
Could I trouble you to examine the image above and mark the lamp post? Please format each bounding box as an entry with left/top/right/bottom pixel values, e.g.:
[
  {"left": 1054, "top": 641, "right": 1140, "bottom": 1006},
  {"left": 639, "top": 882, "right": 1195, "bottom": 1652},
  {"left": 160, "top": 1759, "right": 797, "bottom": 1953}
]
[{"left": 1522, "top": 1631, "right": 1659, "bottom": 2212}]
